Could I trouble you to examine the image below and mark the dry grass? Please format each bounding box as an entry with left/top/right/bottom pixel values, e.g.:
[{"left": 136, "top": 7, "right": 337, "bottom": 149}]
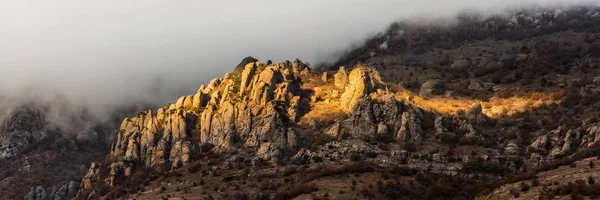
[
  {"left": 393, "top": 86, "right": 562, "bottom": 118},
  {"left": 298, "top": 98, "right": 347, "bottom": 129},
  {"left": 298, "top": 73, "right": 347, "bottom": 129},
  {"left": 491, "top": 158, "right": 600, "bottom": 200}
]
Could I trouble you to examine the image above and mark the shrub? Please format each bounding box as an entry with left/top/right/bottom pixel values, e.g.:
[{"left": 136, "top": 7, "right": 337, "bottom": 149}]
[
  {"left": 532, "top": 178, "right": 540, "bottom": 187},
  {"left": 307, "top": 162, "right": 374, "bottom": 180},
  {"left": 93, "top": 181, "right": 110, "bottom": 196},
  {"left": 505, "top": 172, "right": 537, "bottom": 184},
  {"left": 530, "top": 92, "right": 543, "bottom": 101},
  {"left": 561, "top": 91, "right": 581, "bottom": 108},
  {"left": 509, "top": 187, "right": 520, "bottom": 198},
  {"left": 520, "top": 182, "right": 530, "bottom": 192},
  {"left": 274, "top": 183, "right": 318, "bottom": 200},
  {"left": 496, "top": 90, "right": 513, "bottom": 99},
  {"left": 387, "top": 165, "right": 419, "bottom": 176},
  {"left": 403, "top": 140, "right": 417, "bottom": 152},
  {"left": 187, "top": 162, "right": 202, "bottom": 173},
  {"left": 463, "top": 158, "right": 509, "bottom": 175}
]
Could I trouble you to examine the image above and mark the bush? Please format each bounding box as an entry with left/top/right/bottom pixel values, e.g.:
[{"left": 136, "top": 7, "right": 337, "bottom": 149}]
[
  {"left": 463, "top": 158, "right": 509, "bottom": 175},
  {"left": 307, "top": 162, "right": 374, "bottom": 180},
  {"left": 403, "top": 140, "right": 417, "bottom": 152},
  {"left": 275, "top": 183, "right": 318, "bottom": 200},
  {"left": 93, "top": 181, "right": 110, "bottom": 196},
  {"left": 387, "top": 165, "right": 419, "bottom": 176},
  {"left": 561, "top": 91, "right": 581, "bottom": 108},
  {"left": 187, "top": 162, "right": 202, "bottom": 173},
  {"left": 505, "top": 172, "right": 538, "bottom": 184},
  {"left": 496, "top": 90, "right": 513, "bottom": 99},
  {"left": 520, "top": 182, "right": 531, "bottom": 192},
  {"left": 532, "top": 178, "right": 540, "bottom": 187}
]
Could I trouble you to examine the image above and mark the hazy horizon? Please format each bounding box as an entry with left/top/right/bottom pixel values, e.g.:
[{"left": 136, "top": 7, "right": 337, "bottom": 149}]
[{"left": 0, "top": 0, "right": 597, "bottom": 123}]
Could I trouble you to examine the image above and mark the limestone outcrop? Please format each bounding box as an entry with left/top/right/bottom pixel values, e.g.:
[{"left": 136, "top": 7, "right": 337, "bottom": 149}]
[
  {"left": 25, "top": 181, "right": 78, "bottom": 200},
  {"left": 334, "top": 66, "right": 349, "bottom": 89},
  {"left": 340, "top": 67, "right": 387, "bottom": 112},
  {"left": 336, "top": 94, "right": 423, "bottom": 141},
  {"left": 79, "top": 58, "right": 426, "bottom": 190},
  {"left": 90, "top": 59, "right": 313, "bottom": 187},
  {"left": 434, "top": 114, "right": 480, "bottom": 141}
]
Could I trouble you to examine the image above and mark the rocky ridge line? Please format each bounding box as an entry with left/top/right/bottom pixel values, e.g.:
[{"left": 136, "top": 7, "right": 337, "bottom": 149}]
[{"left": 78, "top": 59, "right": 431, "bottom": 192}]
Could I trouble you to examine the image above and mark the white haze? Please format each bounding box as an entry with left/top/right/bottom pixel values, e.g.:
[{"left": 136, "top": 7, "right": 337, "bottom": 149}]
[{"left": 0, "top": 0, "right": 597, "bottom": 124}]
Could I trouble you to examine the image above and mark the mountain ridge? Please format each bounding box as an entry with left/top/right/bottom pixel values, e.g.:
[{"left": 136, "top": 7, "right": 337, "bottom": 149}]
[{"left": 5, "top": 5, "right": 600, "bottom": 200}]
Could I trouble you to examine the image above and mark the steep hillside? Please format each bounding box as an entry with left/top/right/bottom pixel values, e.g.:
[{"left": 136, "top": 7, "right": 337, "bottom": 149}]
[
  {"left": 68, "top": 5, "right": 600, "bottom": 200},
  {"left": 0, "top": 101, "right": 149, "bottom": 200}
]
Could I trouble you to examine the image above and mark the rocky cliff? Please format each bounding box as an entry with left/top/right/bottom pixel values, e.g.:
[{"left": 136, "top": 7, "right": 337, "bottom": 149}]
[
  {"left": 78, "top": 58, "right": 432, "bottom": 192},
  {"left": 74, "top": 6, "right": 600, "bottom": 200}
]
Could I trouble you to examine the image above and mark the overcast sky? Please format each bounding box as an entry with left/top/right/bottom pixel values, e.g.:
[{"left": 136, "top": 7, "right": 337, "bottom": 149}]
[{"left": 0, "top": 0, "right": 596, "bottom": 119}]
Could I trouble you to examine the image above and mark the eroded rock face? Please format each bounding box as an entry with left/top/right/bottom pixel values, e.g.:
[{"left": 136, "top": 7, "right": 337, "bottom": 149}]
[
  {"left": 81, "top": 162, "right": 101, "bottom": 190},
  {"left": 334, "top": 67, "right": 349, "bottom": 89},
  {"left": 434, "top": 114, "right": 479, "bottom": 141},
  {"left": 340, "top": 67, "right": 387, "bottom": 112},
  {"left": 24, "top": 186, "right": 46, "bottom": 200},
  {"left": 97, "top": 59, "right": 312, "bottom": 185},
  {"left": 0, "top": 106, "right": 48, "bottom": 160},
  {"left": 344, "top": 95, "right": 423, "bottom": 141},
  {"left": 79, "top": 58, "right": 428, "bottom": 192},
  {"left": 25, "top": 181, "right": 79, "bottom": 200}
]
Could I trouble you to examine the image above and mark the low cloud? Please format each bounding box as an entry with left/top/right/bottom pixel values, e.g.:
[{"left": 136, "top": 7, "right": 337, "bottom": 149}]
[{"left": 0, "top": 0, "right": 596, "bottom": 124}]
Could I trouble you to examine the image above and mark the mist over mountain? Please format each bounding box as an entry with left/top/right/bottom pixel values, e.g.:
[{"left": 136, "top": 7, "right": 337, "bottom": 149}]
[
  {"left": 2, "top": 1, "right": 600, "bottom": 200},
  {"left": 0, "top": 0, "right": 597, "bottom": 122}
]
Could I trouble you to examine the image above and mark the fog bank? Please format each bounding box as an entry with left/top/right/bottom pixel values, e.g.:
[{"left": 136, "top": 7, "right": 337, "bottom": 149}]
[{"left": 0, "top": 0, "right": 596, "bottom": 122}]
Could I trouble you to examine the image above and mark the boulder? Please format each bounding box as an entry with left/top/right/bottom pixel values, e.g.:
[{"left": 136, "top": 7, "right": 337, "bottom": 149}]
[
  {"left": 258, "top": 67, "right": 284, "bottom": 88},
  {"left": 593, "top": 75, "right": 600, "bottom": 84},
  {"left": 206, "top": 78, "right": 221, "bottom": 92},
  {"left": 478, "top": 55, "right": 496, "bottom": 67},
  {"left": 505, "top": 140, "right": 520, "bottom": 155},
  {"left": 377, "top": 123, "right": 389, "bottom": 135},
  {"left": 468, "top": 80, "right": 484, "bottom": 91},
  {"left": 434, "top": 114, "right": 477, "bottom": 139},
  {"left": 465, "top": 104, "right": 487, "bottom": 124},
  {"left": 234, "top": 56, "right": 258, "bottom": 72},
  {"left": 183, "top": 95, "right": 193, "bottom": 109},
  {"left": 175, "top": 96, "right": 186, "bottom": 109},
  {"left": 325, "top": 121, "right": 342, "bottom": 137},
  {"left": 292, "top": 59, "right": 310, "bottom": 77},
  {"left": 419, "top": 80, "right": 445, "bottom": 97},
  {"left": 499, "top": 54, "right": 517, "bottom": 68},
  {"left": 450, "top": 59, "right": 470, "bottom": 71},
  {"left": 334, "top": 66, "right": 349, "bottom": 89}
]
